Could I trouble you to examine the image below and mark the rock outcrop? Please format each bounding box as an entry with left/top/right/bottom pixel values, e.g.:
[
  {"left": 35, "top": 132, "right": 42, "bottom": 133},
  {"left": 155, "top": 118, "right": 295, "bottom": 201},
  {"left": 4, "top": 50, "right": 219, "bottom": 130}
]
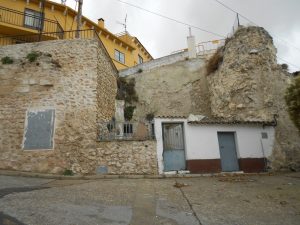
[{"left": 207, "top": 26, "right": 300, "bottom": 171}]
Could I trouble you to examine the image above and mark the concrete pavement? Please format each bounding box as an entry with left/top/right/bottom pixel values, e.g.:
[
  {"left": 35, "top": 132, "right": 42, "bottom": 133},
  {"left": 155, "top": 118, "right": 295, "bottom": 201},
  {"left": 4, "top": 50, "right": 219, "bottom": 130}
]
[{"left": 0, "top": 173, "right": 299, "bottom": 225}]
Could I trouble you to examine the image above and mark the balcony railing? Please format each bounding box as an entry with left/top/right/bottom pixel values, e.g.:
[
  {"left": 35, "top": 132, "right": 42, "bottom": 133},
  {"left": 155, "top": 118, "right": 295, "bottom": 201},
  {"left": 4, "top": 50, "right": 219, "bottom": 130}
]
[
  {"left": 0, "top": 29, "right": 118, "bottom": 71},
  {"left": 0, "top": 29, "right": 96, "bottom": 46},
  {"left": 0, "top": 6, "right": 63, "bottom": 34},
  {"left": 98, "top": 121, "right": 155, "bottom": 141}
]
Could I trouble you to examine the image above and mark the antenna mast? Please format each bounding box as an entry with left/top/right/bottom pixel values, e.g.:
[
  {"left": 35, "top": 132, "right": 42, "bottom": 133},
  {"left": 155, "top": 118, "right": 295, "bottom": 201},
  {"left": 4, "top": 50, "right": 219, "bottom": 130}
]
[
  {"left": 117, "top": 14, "right": 128, "bottom": 33},
  {"left": 124, "top": 14, "right": 127, "bottom": 32}
]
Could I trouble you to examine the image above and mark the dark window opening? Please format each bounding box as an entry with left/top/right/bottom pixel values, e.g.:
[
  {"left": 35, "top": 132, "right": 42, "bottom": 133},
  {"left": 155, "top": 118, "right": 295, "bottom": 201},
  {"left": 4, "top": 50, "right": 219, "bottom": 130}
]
[{"left": 123, "top": 123, "right": 133, "bottom": 135}]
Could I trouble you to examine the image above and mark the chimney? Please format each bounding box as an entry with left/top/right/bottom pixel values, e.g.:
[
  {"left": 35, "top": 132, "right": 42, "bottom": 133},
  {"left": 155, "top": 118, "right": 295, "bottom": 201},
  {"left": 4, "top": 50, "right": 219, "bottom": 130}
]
[
  {"left": 98, "top": 18, "right": 105, "bottom": 28},
  {"left": 187, "top": 27, "right": 197, "bottom": 59}
]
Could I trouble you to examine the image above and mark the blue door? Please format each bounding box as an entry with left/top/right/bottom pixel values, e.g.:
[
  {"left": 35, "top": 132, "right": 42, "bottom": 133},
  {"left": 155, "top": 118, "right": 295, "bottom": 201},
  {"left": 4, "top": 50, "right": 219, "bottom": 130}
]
[
  {"left": 217, "top": 132, "right": 239, "bottom": 172},
  {"left": 163, "top": 123, "right": 186, "bottom": 171}
]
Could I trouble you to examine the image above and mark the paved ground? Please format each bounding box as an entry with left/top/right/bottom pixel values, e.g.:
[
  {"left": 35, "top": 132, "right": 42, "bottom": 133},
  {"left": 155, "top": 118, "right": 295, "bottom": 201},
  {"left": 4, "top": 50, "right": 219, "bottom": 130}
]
[{"left": 0, "top": 173, "right": 299, "bottom": 225}]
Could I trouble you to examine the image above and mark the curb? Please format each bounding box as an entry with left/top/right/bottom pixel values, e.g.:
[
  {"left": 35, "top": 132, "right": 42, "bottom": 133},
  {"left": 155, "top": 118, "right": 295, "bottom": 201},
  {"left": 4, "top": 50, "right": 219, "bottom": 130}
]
[{"left": 0, "top": 170, "right": 275, "bottom": 180}]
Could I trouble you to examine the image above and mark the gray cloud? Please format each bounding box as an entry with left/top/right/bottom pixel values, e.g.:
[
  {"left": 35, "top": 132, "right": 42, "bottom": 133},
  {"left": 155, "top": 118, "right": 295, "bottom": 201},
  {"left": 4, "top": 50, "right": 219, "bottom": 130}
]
[{"left": 53, "top": 0, "right": 300, "bottom": 71}]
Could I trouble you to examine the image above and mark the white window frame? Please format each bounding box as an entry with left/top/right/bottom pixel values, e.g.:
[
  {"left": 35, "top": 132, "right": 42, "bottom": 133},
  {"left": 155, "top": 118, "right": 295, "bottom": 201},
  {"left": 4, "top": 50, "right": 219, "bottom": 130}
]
[
  {"left": 24, "top": 8, "right": 43, "bottom": 30},
  {"left": 138, "top": 54, "right": 143, "bottom": 64},
  {"left": 115, "top": 49, "right": 125, "bottom": 64}
]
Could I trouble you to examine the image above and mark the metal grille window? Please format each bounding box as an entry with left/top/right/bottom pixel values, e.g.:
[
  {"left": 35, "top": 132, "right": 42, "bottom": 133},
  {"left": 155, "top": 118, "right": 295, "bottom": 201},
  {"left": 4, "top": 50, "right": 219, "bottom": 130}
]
[
  {"left": 123, "top": 123, "right": 133, "bottom": 135},
  {"left": 24, "top": 8, "right": 43, "bottom": 30},
  {"left": 115, "top": 49, "right": 125, "bottom": 64},
  {"left": 138, "top": 55, "right": 143, "bottom": 64}
]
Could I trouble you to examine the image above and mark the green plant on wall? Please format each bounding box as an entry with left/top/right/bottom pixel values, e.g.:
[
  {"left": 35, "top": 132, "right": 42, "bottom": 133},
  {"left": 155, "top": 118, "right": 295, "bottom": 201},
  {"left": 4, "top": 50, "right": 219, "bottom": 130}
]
[
  {"left": 63, "top": 169, "right": 74, "bottom": 176},
  {"left": 1, "top": 56, "right": 14, "bottom": 64},
  {"left": 116, "top": 77, "right": 138, "bottom": 103},
  {"left": 285, "top": 77, "right": 300, "bottom": 132},
  {"left": 26, "top": 51, "right": 40, "bottom": 62},
  {"left": 124, "top": 106, "right": 136, "bottom": 121}
]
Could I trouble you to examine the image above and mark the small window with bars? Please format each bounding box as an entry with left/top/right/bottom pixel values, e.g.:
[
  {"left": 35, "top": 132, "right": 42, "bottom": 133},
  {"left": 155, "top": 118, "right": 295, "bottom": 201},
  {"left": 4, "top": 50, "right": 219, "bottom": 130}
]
[{"left": 123, "top": 123, "right": 133, "bottom": 136}]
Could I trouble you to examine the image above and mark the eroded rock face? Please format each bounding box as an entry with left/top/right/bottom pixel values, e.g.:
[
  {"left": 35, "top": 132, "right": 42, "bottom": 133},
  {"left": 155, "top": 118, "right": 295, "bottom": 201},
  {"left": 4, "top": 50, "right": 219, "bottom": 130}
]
[{"left": 207, "top": 26, "right": 300, "bottom": 170}]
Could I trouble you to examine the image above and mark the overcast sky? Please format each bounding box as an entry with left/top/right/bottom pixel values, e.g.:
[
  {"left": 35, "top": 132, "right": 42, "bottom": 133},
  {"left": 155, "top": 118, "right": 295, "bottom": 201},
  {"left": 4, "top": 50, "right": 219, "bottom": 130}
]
[{"left": 53, "top": 0, "right": 300, "bottom": 72}]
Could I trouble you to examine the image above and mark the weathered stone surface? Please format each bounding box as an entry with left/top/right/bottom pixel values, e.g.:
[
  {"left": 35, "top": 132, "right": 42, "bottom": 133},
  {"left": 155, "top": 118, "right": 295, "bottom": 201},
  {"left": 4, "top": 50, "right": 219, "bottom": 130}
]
[
  {"left": 207, "top": 26, "right": 300, "bottom": 171},
  {"left": 126, "top": 57, "right": 211, "bottom": 120}
]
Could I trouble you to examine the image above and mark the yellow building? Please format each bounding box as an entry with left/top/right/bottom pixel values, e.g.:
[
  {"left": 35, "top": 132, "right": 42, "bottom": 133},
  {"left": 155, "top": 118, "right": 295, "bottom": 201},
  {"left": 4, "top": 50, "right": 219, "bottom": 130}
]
[{"left": 0, "top": 0, "right": 153, "bottom": 70}]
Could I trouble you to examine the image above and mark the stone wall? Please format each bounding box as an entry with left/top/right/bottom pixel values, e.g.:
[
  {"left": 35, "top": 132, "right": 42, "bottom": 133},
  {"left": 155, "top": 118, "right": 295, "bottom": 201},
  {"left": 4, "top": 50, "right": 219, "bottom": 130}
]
[
  {"left": 207, "top": 26, "right": 300, "bottom": 171},
  {"left": 119, "top": 50, "right": 190, "bottom": 77},
  {"left": 125, "top": 57, "right": 211, "bottom": 121},
  {"left": 0, "top": 39, "right": 93, "bottom": 173},
  {"left": 71, "top": 140, "right": 158, "bottom": 174}
]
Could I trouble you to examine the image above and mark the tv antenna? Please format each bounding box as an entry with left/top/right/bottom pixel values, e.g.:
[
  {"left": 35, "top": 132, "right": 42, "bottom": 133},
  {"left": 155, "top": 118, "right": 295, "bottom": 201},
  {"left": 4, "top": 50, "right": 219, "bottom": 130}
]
[{"left": 117, "top": 14, "right": 128, "bottom": 32}]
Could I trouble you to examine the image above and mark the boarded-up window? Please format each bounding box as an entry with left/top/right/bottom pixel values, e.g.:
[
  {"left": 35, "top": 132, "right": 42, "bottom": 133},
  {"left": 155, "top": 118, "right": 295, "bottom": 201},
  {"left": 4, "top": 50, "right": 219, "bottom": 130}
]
[{"left": 23, "top": 109, "right": 55, "bottom": 150}]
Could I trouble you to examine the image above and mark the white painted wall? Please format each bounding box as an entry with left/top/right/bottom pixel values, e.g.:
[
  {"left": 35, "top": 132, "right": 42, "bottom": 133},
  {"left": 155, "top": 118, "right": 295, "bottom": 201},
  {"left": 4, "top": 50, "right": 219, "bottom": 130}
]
[
  {"left": 154, "top": 118, "right": 275, "bottom": 174},
  {"left": 186, "top": 124, "right": 275, "bottom": 159}
]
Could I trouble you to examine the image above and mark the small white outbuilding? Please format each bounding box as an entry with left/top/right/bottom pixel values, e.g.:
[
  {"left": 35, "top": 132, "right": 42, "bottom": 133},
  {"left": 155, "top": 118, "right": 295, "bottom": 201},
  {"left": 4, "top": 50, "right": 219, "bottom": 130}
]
[{"left": 154, "top": 116, "right": 275, "bottom": 174}]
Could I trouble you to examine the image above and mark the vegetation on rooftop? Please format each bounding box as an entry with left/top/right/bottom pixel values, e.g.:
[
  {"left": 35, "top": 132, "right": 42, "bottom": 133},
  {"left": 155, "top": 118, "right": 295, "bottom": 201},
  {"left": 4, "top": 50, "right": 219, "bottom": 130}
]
[
  {"left": 26, "top": 51, "right": 41, "bottom": 62},
  {"left": 206, "top": 47, "right": 224, "bottom": 75},
  {"left": 1, "top": 56, "right": 14, "bottom": 64}
]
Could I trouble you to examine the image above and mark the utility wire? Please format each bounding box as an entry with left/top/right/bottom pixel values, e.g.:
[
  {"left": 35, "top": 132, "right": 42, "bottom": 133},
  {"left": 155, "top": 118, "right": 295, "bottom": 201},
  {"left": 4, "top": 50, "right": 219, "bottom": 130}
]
[
  {"left": 214, "top": 0, "right": 300, "bottom": 52},
  {"left": 116, "top": 0, "right": 299, "bottom": 71},
  {"left": 277, "top": 56, "right": 300, "bottom": 70},
  {"left": 214, "top": 0, "right": 300, "bottom": 70},
  {"left": 115, "top": 0, "right": 226, "bottom": 38}
]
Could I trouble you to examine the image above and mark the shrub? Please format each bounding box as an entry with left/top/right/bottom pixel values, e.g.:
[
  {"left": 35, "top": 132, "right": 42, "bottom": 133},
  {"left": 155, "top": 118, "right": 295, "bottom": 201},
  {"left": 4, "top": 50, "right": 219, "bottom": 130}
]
[
  {"left": 1, "top": 56, "right": 14, "bottom": 64},
  {"left": 26, "top": 51, "right": 40, "bottom": 62},
  {"left": 206, "top": 47, "right": 224, "bottom": 75},
  {"left": 63, "top": 169, "right": 74, "bottom": 176},
  {"left": 124, "top": 106, "right": 136, "bottom": 121},
  {"left": 146, "top": 113, "right": 154, "bottom": 122},
  {"left": 281, "top": 64, "right": 289, "bottom": 71},
  {"left": 285, "top": 76, "right": 300, "bottom": 132},
  {"left": 293, "top": 71, "right": 299, "bottom": 77}
]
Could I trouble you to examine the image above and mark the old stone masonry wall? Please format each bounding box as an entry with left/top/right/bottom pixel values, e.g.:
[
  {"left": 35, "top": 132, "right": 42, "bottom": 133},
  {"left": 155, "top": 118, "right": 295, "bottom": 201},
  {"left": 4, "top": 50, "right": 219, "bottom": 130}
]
[
  {"left": 0, "top": 39, "right": 158, "bottom": 174},
  {"left": 207, "top": 26, "right": 300, "bottom": 171}
]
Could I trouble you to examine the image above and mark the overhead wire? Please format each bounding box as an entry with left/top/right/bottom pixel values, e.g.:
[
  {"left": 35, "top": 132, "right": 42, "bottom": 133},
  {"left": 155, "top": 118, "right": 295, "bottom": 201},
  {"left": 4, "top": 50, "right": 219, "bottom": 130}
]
[
  {"left": 115, "top": 0, "right": 299, "bottom": 70},
  {"left": 214, "top": 0, "right": 300, "bottom": 52},
  {"left": 214, "top": 0, "right": 300, "bottom": 70},
  {"left": 115, "top": 0, "right": 226, "bottom": 38}
]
